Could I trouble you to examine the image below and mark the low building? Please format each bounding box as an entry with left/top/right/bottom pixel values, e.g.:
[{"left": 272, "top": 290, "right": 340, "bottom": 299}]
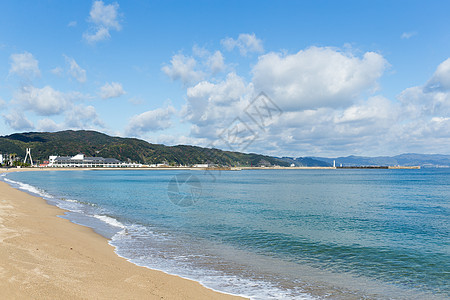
[
  {"left": 48, "top": 154, "right": 141, "bottom": 168},
  {"left": 193, "top": 164, "right": 210, "bottom": 168}
]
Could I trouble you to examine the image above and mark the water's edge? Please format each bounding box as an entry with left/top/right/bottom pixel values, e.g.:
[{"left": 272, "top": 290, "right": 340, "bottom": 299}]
[
  {"left": 2, "top": 169, "right": 447, "bottom": 300},
  {"left": 1, "top": 172, "right": 314, "bottom": 300}
]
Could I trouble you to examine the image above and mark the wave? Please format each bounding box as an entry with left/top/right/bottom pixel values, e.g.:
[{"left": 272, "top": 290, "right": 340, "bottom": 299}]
[
  {"left": 2, "top": 172, "right": 317, "bottom": 299},
  {"left": 93, "top": 214, "right": 126, "bottom": 229},
  {"left": 3, "top": 177, "right": 54, "bottom": 199}
]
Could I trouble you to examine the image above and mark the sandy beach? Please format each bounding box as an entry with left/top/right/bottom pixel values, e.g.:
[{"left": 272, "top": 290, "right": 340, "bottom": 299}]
[{"left": 0, "top": 169, "right": 245, "bottom": 299}]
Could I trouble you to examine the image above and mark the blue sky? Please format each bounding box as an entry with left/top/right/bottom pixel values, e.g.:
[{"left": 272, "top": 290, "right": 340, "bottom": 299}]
[{"left": 0, "top": 0, "right": 449, "bottom": 157}]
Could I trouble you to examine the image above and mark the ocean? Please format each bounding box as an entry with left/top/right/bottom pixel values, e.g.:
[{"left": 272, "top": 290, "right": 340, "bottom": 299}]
[{"left": 3, "top": 168, "right": 449, "bottom": 299}]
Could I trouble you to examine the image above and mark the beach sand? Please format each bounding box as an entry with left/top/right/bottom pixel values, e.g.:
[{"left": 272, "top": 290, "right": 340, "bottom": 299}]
[{"left": 0, "top": 170, "right": 245, "bottom": 299}]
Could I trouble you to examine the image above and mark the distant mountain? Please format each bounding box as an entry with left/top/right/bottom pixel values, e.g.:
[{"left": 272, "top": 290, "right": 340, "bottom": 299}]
[
  {"left": 0, "top": 130, "right": 293, "bottom": 167},
  {"left": 2, "top": 131, "right": 446, "bottom": 168},
  {"left": 311, "top": 154, "right": 450, "bottom": 168},
  {"left": 278, "top": 157, "right": 331, "bottom": 167}
]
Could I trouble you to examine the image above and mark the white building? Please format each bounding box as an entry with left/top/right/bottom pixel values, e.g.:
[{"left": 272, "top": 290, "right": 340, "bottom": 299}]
[
  {"left": 48, "top": 154, "right": 141, "bottom": 168},
  {"left": 193, "top": 164, "right": 210, "bottom": 168},
  {"left": 0, "top": 154, "right": 3, "bottom": 164}
]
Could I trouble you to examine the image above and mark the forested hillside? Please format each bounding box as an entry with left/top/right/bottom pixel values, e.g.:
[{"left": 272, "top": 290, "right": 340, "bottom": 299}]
[{"left": 0, "top": 130, "right": 290, "bottom": 167}]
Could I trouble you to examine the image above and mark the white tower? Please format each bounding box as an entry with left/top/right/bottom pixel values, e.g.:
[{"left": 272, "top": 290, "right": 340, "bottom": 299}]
[
  {"left": 24, "top": 148, "right": 33, "bottom": 166},
  {"left": 333, "top": 160, "right": 336, "bottom": 168}
]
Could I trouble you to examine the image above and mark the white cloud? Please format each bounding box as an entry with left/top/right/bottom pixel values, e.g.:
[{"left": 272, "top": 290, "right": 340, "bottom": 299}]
[
  {"left": 65, "top": 105, "right": 104, "bottom": 129},
  {"left": 158, "top": 42, "right": 450, "bottom": 156},
  {"left": 83, "top": 1, "right": 121, "bottom": 44},
  {"left": 13, "top": 85, "right": 69, "bottom": 116},
  {"left": 68, "top": 21, "right": 77, "bottom": 27},
  {"left": 425, "top": 58, "right": 450, "bottom": 92},
  {"left": 398, "top": 59, "right": 450, "bottom": 120},
  {"left": 398, "top": 86, "right": 450, "bottom": 119},
  {"left": 36, "top": 106, "right": 104, "bottom": 132},
  {"left": 65, "top": 56, "right": 87, "bottom": 83},
  {"left": 84, "top": 27, "right": 110, "bottom": 43},
  {"left": 162, "top": 54, "right": 204, "bottom": 85},
  {"left": 184, "top": 73, "right": 253, "bottom": 128},
  {"left": 100, "top": 82, "right": 125, "bottom": 99},
  {"left": 401, "top": 32, "right": 417, "bottom": 39},
  {"left": 207, "top": 51, "right": 225, "bottom": 74},
  {"left": 221, "top": 33, "right": 264, "bottom": 56},
  {"left": 163, "top": 44, "right": 424, "bottom": 155},
  {"left": 9, "top": 52, "right": 40, "bottom": 79},
  {"left": 3, "top": 111, "right": 34, "bottom": 131},
  {"left": 252, "top": 58, "right": 450, "bottom": 156},
  {"left": 37, "top": 118, "right": 63, "bottom": 132},
  {"left": 126, "top": 105, "right": 176, "bottom": 136},
  {"left": 334, "top": 96, "right": 398, "bottom": 125},
  {"left": 252, "top": 47, "right": 388, "bottom": 111},
  {"left": 192, "top": 45, "right": 209, "bottom": 57}
]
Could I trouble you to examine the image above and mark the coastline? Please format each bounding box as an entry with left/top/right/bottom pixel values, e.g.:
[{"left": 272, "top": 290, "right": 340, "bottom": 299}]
[{"left": 0, "top": 169, "right": 245, "bottom": 299}]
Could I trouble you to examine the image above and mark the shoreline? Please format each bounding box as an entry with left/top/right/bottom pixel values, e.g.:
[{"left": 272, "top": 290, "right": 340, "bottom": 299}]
[
  {"left": 0, "top": 169, "right": 246, "bottom": 299},
  {"left": 3, "top": 164, "right": 421, "bottom": 172}
]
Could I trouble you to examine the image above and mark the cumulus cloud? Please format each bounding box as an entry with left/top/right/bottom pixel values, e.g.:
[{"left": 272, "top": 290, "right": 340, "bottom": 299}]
[
  {"left": 158, "top": 38, "right": 450, "bottom": 156},
  {"left": 425, "top": 58, "right": 450, "bottom": 92},
  {"left": 65, "top": 56, "right": 87, "bottom": 83},
  {"left": 252, "top": 47, "right": 388, "bottom": 111},
  {"left": 162, "top": 44, "right": 416, "bottom": 155},
  {"left": 334, "top": 96, "right": 398, "bottom": 125},
  {"left": 175, "top": 47, "right": 389, "bottom": 153},
  {"left": 3, "top": 111, "right": 34, "bottom": 131},
  {"left": 253, "top": 57, "right": 450, "bottom": 156},
  {"left": 162, "top": 54, "right": 204, "bottom": 85},
  {"left": 398, "top": 86, "right": 450, "bottom": 119},
  {"left": 83, "top": 1, "right": 121, "bottom": 44},
  {"left": 36, "top": 105, "right": 104, "bottom": 132},
  {"left": 65, "top": 105, "right": 104, "bottom": 129},
  {"left": 221, "top": 33, "right": 264, "bottom": 55},
  {"left": 9, "top": 52, "right": 40, "bottom": 79},
  {"left": 126, "top": 105, "right": 176, "bottom": 136},
  {"left": 399, "top": 58, "right": 450, "bottom": 119},
  {"left": 100, "top": 82, "right": 125, "bottom": 99},
  {"left": 13, "top": 85, "right": 69, "bottom": 116},
  {"left": 37, "top": 118, "right": 63, "bottom": 132},
  {"left": 184, "top": 73, "right": 253, "bottom": 128},
  {"left": 207, "top": 51, "right": 225, "bottom": 74}
]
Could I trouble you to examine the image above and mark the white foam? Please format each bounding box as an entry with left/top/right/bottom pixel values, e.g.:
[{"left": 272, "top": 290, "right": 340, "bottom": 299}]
[
  {"left": 65, "top": 199, "right": 79, "bottom": 203},
  {"left": 108, "top": 224, "right": 316, "bottom": 300},
  {"left": 93, "top": 214, "right": 126, "bottom": 229},
  {"left": 3, "top": 178, "right": 53, "bottom": 199}
]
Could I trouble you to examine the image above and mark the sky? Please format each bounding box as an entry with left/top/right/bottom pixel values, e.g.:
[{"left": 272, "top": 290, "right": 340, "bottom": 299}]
[{"left": 0, "top": 0, "right": 449, "bottom": 157}]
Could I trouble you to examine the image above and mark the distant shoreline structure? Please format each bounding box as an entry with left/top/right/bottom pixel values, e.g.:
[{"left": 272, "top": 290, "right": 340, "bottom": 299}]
[
  {"left": 47, "top": 154, "right": 141, "bottom": 168},
  {"left": 240, "top": 166, "right": 420, "bottom": 170},
  {"left": 2, "top": 165, "right": 421, "bottom": 171}
]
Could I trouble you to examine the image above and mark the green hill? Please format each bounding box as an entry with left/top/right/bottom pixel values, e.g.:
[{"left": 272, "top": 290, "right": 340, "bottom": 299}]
[{"left": 0, "top": 130, "right": 291, "bottom": 167}]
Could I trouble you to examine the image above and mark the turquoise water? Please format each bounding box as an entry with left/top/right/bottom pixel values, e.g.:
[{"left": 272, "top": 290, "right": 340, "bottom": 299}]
[{"left": 3, "top": 169, "right": 449, "bottom": 299}]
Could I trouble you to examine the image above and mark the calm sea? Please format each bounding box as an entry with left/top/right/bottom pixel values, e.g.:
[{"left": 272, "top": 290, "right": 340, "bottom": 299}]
[{"left": 3, "top": 169, "right": 449, "bottom": 299}]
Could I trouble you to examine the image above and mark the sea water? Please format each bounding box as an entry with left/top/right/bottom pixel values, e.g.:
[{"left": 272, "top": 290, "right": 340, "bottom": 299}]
[{"left": 3, "top": 169, "right": 449, "bottom": 299}]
